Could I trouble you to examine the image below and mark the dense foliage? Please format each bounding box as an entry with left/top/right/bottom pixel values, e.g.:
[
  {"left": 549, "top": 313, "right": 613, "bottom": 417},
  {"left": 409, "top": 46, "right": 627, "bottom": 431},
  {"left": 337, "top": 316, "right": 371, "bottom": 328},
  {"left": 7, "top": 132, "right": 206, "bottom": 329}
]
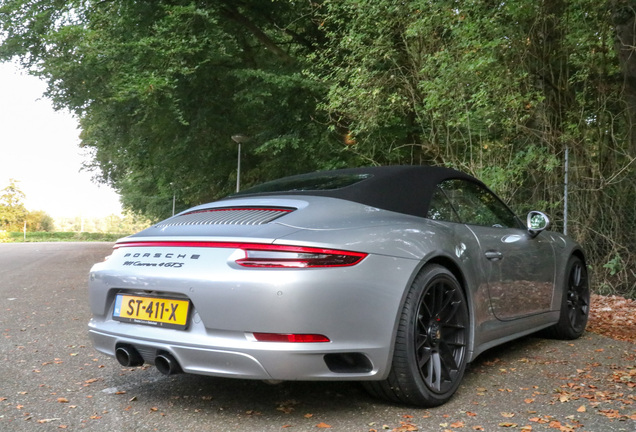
[
  {"left": 1, "top": 0, "right": 635, "bottom": 297},
  {"left": 0, "top": 0, "right": 355, "bottom": 218},
  {"left": 2, "top": 231, "right": 124, "bottom": 242}
]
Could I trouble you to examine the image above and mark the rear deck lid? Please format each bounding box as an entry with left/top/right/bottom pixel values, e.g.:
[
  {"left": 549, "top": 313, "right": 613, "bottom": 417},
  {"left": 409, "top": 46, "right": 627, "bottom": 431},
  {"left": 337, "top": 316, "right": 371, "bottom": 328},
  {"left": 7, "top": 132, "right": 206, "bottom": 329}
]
[{"left": 127, "top": 199, "right": 308, "bottom": 241}]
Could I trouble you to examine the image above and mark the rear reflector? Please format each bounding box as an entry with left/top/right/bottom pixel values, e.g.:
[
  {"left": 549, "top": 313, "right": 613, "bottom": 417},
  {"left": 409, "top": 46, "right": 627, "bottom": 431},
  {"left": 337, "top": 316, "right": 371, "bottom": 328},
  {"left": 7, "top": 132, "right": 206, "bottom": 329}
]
[{"left": 251, "top": 333, "right": 330, "bottom": 343}]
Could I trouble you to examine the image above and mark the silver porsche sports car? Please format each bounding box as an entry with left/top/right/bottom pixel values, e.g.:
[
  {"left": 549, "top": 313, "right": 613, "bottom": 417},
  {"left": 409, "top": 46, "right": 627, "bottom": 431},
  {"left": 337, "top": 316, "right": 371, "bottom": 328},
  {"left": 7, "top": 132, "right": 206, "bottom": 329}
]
[{"left": 88, "top": 165, "right": 589, "bottom": 406}]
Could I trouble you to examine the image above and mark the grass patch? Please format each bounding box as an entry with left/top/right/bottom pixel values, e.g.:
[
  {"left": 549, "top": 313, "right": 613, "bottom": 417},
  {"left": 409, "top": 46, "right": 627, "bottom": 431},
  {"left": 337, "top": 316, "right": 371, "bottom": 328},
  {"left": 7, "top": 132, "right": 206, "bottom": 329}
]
[{"left": 2, "top": 231, "right": 129, "bottom": 242}]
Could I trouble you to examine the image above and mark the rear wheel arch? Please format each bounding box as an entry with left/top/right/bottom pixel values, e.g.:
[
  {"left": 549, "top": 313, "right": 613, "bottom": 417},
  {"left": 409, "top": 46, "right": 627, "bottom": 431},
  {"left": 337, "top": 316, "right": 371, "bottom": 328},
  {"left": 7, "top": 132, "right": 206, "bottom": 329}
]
[
  {"left": 397, "top": 255, "right": 470, "bottom": 325},
  {"left": 425, "top": 256, "right": 474, "bottom": 346},
  {"left": 426, "top": 256, "right": 468, "bottom": 297},
  {"left": 571, "top": 249, "right": 587, "bottom": 267},
  {"left": 365, "top": 260, "right": 471, "bottom": 406}
]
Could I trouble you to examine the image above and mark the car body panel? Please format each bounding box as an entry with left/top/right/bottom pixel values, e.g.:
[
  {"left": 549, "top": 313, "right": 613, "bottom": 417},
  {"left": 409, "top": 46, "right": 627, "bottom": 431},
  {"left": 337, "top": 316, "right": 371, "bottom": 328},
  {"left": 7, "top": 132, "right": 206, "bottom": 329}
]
[{"left": 467, "top": 225, "right": 557, "bottom": 320}]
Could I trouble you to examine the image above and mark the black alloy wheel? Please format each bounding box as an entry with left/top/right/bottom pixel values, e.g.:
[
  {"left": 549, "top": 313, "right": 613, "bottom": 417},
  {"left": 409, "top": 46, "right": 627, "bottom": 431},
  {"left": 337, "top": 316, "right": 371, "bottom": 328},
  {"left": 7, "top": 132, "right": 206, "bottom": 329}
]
[
  {"left": 414, "top": 271, "right": 469, "bottom": 395},
  {"left": 565, "top": 257, "right": 590, "bottom": 335},
  {"left": 545, "top": 255, "right": 590, "bottom": 340},
  {"left": 364, "top": 264, "right": 469, "bottom": 406}
]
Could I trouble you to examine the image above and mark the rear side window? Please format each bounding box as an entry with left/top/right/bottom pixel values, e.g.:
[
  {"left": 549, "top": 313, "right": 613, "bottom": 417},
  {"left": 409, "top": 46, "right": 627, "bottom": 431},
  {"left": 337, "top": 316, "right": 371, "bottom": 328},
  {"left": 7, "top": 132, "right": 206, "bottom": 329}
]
[
  {"left": 427, "top": 188, "right": 461, "bottom": 222},
  {"left": 428, "top": 179, "right": 522, "bottom": 228}
]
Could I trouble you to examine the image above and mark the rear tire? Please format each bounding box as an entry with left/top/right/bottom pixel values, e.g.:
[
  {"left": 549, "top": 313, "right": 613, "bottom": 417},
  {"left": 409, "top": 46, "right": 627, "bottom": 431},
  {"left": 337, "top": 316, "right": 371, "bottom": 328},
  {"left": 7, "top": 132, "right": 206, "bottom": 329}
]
[
  {"left": 544, "top": 256, "right": 589, "bottom": 340},
  {"left": 365, "top": 265, "right": 469, "bottom": 406}
]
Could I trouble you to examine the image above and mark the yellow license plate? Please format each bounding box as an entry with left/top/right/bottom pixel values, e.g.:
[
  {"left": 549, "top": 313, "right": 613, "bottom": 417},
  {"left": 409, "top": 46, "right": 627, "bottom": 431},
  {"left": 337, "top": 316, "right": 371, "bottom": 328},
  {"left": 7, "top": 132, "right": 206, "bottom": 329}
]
[{"left": 113, "top": 294, "right": 190, "bottom": 330}]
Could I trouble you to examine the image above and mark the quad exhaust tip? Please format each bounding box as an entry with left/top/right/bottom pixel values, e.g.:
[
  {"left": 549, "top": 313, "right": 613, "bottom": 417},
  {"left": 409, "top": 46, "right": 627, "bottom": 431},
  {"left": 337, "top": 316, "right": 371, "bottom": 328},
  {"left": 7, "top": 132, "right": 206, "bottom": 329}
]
[
  {"left": 115, "top": 345, "right": 144, "bottom": 367},
  {"left": 115, "top": 345, "right": 182, "bottom": 375},
  {"left": 155, "top": 352, "right": 182, "bottom": 376}
]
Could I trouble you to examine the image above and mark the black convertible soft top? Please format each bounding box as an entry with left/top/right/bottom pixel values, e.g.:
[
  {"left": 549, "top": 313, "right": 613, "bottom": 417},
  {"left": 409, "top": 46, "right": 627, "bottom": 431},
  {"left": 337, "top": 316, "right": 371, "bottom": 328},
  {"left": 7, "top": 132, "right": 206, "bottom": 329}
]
[{"left": 231, "top": 165, "right": 482, "bottom": 218}]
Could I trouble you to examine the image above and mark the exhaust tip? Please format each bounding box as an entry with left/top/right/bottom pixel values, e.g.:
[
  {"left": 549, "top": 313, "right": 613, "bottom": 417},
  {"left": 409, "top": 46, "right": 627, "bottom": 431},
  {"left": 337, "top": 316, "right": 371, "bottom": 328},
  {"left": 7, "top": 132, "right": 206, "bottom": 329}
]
[
  {"left": 155, "top": 352, "right": 182, "bottom": 376},
  {"left": 115, "top": 345, "right": 144, "bottom": 367}
]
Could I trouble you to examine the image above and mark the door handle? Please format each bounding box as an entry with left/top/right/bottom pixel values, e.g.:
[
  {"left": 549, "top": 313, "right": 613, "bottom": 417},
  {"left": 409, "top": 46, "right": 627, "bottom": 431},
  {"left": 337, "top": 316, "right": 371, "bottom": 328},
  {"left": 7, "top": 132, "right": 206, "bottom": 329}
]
[{"left": 485, "top": 250, "right": 503, "bottom": 261}]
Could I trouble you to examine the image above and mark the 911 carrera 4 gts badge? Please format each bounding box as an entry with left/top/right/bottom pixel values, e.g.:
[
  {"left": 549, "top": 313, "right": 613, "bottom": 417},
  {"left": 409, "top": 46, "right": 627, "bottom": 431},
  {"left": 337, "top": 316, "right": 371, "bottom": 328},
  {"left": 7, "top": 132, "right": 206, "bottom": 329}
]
[
  {"left": 121, "top": 252, "right": 201, "bottom": 268},
  {"left": 123, "top": 261, "right": 186, "bottom": 268}
]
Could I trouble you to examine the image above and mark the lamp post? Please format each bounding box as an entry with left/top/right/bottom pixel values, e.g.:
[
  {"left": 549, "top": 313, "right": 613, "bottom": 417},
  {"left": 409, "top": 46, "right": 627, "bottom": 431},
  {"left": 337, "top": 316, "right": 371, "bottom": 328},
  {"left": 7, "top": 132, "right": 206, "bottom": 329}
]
[
  {"left": 170, "top": 182, "right": 176, "bottom": 216},
  {"left": 231, "top": 134, "right": 250, "bottom": 192}
]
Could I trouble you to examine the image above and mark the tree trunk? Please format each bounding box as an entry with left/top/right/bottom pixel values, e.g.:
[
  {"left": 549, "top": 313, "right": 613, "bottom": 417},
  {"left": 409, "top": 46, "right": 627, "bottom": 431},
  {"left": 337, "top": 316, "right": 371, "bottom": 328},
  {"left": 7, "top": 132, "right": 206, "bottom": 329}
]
[{"left": 612, "top": 0, "right": 636, "bottom": 156}]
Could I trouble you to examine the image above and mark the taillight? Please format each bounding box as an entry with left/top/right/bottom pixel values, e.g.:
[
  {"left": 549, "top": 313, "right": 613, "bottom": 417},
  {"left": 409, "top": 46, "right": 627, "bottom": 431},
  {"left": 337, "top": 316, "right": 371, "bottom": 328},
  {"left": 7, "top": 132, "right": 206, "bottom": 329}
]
[
  {"left": 113, "top": 241, "right": 367, "bottom": 268},
  {"left": 235, "top": 245, "right": 367, "bottom": 268},
  {"left": 251, "top": 333, "right": 330, "bottom": 343}
]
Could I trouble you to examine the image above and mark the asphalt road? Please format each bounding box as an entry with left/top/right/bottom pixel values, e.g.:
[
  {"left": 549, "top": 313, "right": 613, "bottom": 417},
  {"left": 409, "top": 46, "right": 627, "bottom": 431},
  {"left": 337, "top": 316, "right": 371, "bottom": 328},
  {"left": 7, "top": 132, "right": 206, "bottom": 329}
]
[{"left": 0, "top": 242, "right": 634, "bottom": 432}]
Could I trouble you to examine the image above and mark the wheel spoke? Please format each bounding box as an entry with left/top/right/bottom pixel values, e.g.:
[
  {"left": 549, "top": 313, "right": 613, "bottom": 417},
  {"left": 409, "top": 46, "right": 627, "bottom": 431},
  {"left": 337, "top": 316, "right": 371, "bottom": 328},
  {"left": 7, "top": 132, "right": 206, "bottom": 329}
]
[
  {"left": 438, "top": 288, "right": 456, "bottom": 318},
  {"left": 436, "top": 282, "right": 447, "bottom": 312},
  {"left": 427, "top": 284, "right": 438, "bottom": 316},
  {"left": 439, "top": 297, "right": 459, "bottom": 324},
  {"left": 420, "top": 298, "right": 433, "bottom": 320},
  {"left": 579, "top": 296, "right": 589, "bottom": 315},
  {"left": 568, "top": 303, "right": 577, "bottom": 324},
  {"left": 418, "top": 346, "right": 432, "bottom": 369},
  {"left": 571, "top": 263, "right": 582, "bottom": 286},
  {"left": 441, "top": 338, "right": 466, "bottom": 348},
  {"left": 438, "top": 341, "right": 459, "bottom": 372},
  {"left": 417, "top": 314, "right": 429, "bottom": 331},
  {"left": 428, "top": 352, "right": 442, "bottom": 392},
  {"left": 442, "top": 322, "right": 466, "bottom": 330},
  {"left": 416, "top": 332, "right": 428, "bottom": 351}
]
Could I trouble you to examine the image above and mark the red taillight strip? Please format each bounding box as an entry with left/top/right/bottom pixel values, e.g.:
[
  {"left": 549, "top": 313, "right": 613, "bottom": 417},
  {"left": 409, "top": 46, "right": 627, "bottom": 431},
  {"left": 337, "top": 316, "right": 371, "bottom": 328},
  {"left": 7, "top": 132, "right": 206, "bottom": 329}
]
[{"left": 113, "top": 241, "right": 367, "bottom": 268}]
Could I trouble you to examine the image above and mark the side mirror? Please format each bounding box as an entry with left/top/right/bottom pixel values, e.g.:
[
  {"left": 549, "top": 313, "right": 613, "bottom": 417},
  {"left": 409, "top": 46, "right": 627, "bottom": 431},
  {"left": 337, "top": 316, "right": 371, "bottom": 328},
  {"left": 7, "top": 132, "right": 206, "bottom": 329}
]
[{"left": 527, "top": 211, "right": 550, "bottom": 238}]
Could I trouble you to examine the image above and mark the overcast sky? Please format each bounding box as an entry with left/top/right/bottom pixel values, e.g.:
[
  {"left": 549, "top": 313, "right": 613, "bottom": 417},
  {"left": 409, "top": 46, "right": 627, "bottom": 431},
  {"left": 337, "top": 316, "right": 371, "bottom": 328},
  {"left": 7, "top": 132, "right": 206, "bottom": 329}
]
[{"left": 0, "top": 61, "right": 122, "bottom": 218}]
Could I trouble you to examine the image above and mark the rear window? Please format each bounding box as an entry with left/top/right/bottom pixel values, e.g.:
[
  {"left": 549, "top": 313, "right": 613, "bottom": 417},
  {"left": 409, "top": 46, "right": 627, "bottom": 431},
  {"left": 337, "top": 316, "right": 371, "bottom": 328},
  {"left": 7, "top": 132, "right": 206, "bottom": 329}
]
[{"left": 235, "top": 173, "right": 372, "bottom": 195}]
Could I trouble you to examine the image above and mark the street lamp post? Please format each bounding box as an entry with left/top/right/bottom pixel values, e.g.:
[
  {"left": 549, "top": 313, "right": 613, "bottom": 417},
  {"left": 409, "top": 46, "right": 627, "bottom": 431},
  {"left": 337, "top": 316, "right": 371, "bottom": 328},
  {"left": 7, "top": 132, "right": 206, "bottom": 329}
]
[
  {"left": 231, "top": 134, "right": 250, "bottom": 192},
  {"left": 170, "top": 182, "right": 176, "bottom": 216}
]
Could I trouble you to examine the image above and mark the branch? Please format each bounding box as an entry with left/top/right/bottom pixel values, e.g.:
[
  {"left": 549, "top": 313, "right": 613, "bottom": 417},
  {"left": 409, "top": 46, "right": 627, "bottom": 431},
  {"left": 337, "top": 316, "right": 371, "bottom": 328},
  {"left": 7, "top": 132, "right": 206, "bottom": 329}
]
[{"left": 219, "top": 4, "right": 295, "bottom": 64}]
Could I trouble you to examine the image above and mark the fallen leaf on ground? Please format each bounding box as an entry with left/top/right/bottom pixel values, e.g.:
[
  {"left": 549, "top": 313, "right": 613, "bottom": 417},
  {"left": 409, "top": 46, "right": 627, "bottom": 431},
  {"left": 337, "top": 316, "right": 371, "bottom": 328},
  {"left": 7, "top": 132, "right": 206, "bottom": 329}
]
[
  {"left": 37, "top": 418, "right": 60, "bottom": 424},
  {"left": 393, "top": 422, "right": 418, "bottom": 431},
  {"left": 276, "top": 399, "right": 299, "bottom": 414},
  {"left": 587, "top": 295, "right": 636, "bottom": 343}
]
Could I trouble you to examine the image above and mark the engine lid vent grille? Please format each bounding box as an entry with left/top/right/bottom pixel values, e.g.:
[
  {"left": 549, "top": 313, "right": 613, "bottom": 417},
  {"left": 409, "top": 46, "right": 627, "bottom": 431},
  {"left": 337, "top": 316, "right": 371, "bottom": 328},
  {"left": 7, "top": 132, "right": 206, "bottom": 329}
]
[{"left": 155, "top": 207, "right": 294, "bottom": 228}]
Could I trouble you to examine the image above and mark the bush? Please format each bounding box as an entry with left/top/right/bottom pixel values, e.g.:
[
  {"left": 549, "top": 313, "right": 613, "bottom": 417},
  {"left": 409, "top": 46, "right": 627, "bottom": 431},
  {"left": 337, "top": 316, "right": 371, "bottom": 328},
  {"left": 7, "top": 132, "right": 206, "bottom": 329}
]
[{"left": 6, "top": 232, "right": 128, "bottom": 242}]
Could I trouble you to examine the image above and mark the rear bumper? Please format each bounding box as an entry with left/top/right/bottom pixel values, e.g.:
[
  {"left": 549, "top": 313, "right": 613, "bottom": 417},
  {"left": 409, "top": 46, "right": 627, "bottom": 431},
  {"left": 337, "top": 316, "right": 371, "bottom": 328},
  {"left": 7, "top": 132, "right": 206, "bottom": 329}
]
[
  {"left": 89, "top": 318, "right": 386, "bottom": 381},
  {"left": 88, "top": 244, "right": 421, "bottom": 381}
]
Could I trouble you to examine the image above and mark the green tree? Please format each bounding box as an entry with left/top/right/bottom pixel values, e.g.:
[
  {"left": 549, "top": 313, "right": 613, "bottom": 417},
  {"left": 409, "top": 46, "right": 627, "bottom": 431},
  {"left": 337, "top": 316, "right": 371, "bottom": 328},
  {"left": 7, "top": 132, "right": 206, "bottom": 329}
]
[
  {"left": 0, "top": 0, "right": 354, "bottom": 220},
  {"left": 313, "top": 0, "right": 635, "bottom": 295},
  {"left": 26, "top": 210, "right": 55, "bottom": 232},
  {"left": 0, "top": 179, "right": 27, "bottom": 231}
]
